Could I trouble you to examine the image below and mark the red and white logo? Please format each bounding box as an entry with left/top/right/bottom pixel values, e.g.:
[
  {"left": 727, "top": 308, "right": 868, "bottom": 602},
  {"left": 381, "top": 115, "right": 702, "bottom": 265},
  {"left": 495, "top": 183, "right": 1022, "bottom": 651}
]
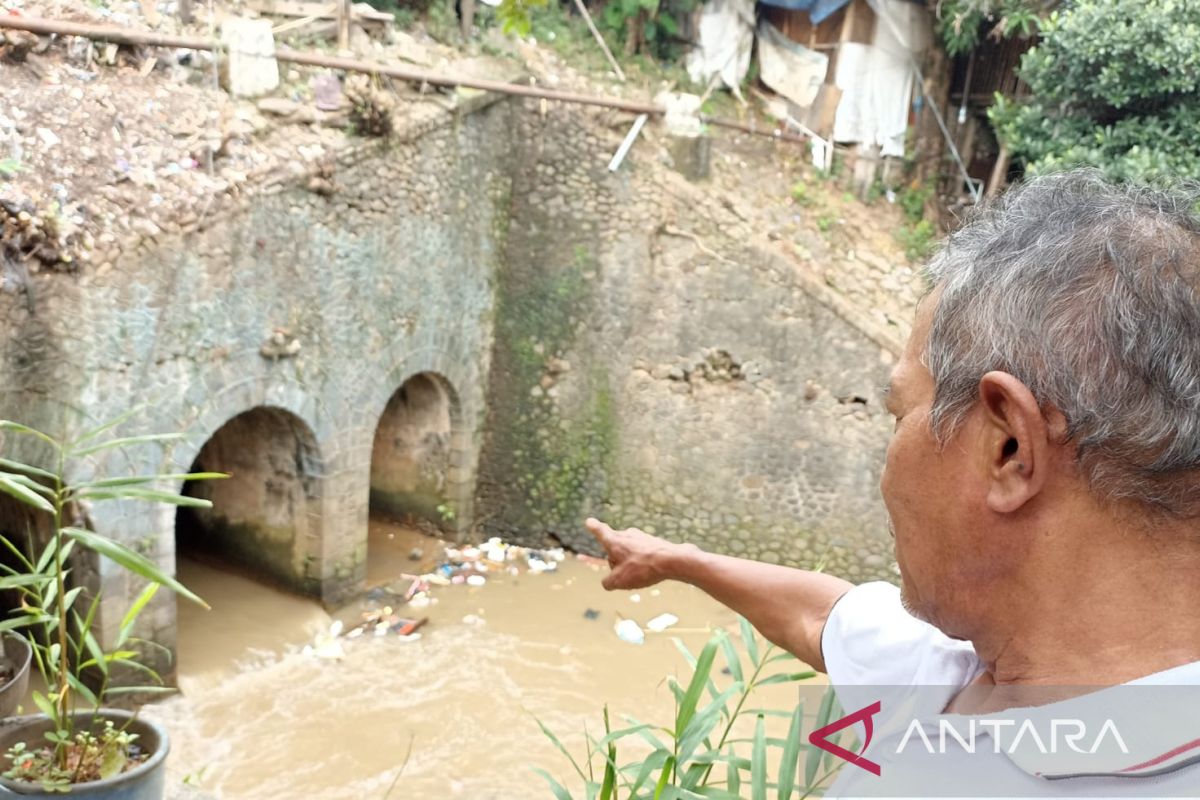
[{"left": 808, "top": 700, "right": 883, "bottom": 776}]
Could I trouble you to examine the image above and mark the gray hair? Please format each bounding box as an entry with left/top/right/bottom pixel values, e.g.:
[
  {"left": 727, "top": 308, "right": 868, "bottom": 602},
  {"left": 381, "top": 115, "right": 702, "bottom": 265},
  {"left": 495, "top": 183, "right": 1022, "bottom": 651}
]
[{"left": 923, "top": 169, "right": 1200, "bottom": 517}]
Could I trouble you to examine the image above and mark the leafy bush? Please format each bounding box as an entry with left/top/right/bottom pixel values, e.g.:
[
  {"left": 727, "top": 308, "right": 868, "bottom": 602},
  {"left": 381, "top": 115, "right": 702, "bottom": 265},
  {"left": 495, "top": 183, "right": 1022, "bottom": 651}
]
[
  {"left": 935, "top": 0, "right": 1041, "bottom": 57},
  {"left": 536, "top": 619, "right": 850, "bottom": 798},
  {"left": 600, "top": 0, "right": 696, "bottom": 60},
  {"left": 992, "top": 0, "right": 1200, "bottom": 182}
]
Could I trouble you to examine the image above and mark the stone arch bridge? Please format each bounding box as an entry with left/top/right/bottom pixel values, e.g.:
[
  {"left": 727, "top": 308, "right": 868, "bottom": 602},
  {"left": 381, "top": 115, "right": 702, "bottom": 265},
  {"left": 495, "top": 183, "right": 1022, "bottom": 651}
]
[{"left": 0, "top": 88, "right": 907, "bottom": 675}]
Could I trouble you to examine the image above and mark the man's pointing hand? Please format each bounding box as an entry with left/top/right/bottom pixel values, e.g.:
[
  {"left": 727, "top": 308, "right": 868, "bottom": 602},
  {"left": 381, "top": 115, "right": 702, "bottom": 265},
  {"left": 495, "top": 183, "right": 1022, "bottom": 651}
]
[{"left": 584, "top": 517, "right": 699, "bottom": 591}]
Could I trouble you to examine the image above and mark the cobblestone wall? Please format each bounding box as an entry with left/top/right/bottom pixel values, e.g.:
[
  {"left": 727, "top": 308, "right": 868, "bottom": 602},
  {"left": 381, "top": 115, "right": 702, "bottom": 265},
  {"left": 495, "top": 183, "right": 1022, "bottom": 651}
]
[
  {"left": 0, "top": 97, "right": 513, "bottom": 669},
  {"left": 478, "top": 103, "right": 899, "bottom": 581}
]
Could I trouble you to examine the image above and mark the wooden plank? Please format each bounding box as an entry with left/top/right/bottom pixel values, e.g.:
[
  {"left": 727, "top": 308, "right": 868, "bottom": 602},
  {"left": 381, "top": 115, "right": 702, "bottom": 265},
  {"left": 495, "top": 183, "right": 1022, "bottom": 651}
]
[
  {"left": 803, "top": 82, "right": 842, "bottom": 138},
  {"left": 246, "top": 0, "right": 393, "bottom": 24}
]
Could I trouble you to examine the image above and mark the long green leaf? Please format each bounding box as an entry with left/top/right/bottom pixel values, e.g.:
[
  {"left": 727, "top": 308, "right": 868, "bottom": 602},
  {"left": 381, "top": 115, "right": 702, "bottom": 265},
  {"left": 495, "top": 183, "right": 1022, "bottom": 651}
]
[
  {"left": 739, "top": 617, "right": 760, "bottom": 668},
  {"left": 0, "top": 574, "right": 51, "bottom": 590},
  {"left": 74, "top": 487, "right": 212, "bottom": 507},
  {"left": 0, "top": 535, "right": 34, "bottom": 571},
  {"left": 627, "top": 748, "right": 670, "bottom": 796},
  {"left": 0, "top": 615, "right": 54, "bottom": 632},
  {"left": 675, "top": 638, "right": 718, "bottom": 739},
  {"left": 0, "top": 474, "right": 54, "bottom": 513},
  {"left": 652, "top": 756, "right": 675, "bottom": 800},
  {"left": 65, "top": 672, "right": 99, "bottom": 710},
  {"left": 717, "top": 630, "right": 743, "bottom": 684},
  {"left": 108, "top": 657, "right": 164, "bottom": 685},
  {"left": 31, "top": 690, "right": 55, "bottom": 720},
  {"left": 68, "top": 407, "right": 146, "bottom": 448},
  {"left": 751, "top": 714, "right": 767, "bottom": 800},
  {"left": 0, "top": 421, "right": 58, "bottom": 448},
  {"left": 532, "top": 767, "right": 574, "bottom": 800},
  {"left": 62, "top": 528, "right": 208, "bottom": 609},
  {"left": 805, "top": 689, "right": 837, "bottom": 787},
  {"left": 534, "top": 715, "right": 590, "bottom": 786},
  {"left": 757, "top": 672, "right": 818, "bottom": 686},
  {"left": 600, "top": 706, "right": 617, "bottom": 800},
  {"left": 71, "top": 433, "right": 184, "bottom": 458},
  {"left": 673, "top": 637, "right": 722, "bottom": 706},
  {"left": 0, "top": 458, "right": 55, "bottom": 482},
  {"left": 777, "top": 703, "right": 804, "bottom": 800},
  {"left": 101, "top": 685, "right": 178, "bottom": 696},
  {"left": 3, "top": 473, "right": 54, "bottom": 497},
  {"left": 119, "top": 583, "right": 160, "bottom": 647},
  {"left": 75, "top": 472, "right": 227, "bottom": 490}
]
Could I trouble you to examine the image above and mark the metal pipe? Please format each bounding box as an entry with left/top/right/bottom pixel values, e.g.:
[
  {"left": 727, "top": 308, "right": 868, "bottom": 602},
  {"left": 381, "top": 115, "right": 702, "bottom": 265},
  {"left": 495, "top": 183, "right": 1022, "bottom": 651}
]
[
  {"left": 0, "top": 15, "right": 661, "bottom": 115},
  {"left": 0, "top": 15, "right": 816, "bottom": 147}
]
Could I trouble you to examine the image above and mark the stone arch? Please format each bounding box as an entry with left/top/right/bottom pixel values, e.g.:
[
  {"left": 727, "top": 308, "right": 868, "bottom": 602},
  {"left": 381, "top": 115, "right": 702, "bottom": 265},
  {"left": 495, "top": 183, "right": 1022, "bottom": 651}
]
[
  {"left": 176, "top": 405, "right": 324, "bottom": 596},
  {"left": 369, "top": 371, "right": 471, "bottom": 533}
]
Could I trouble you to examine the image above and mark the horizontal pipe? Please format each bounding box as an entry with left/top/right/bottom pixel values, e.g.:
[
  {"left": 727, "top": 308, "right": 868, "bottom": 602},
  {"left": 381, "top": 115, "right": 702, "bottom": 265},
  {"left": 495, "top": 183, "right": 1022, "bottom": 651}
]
[
  {"left": 0, "top": 15, "right": 814, "bottom": 144},
  {"left": 0, "top": 15, "right": 661, "bottom": 115}
]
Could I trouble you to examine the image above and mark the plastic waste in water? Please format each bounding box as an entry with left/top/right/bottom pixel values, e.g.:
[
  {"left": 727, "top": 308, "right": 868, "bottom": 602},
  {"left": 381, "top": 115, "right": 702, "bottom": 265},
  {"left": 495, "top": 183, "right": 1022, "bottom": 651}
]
[
  {"left": 615, "top": 618, "right": 645, "bottom": 645},
  {"left": 645, "top": 613, "right": 679, "bottom": 633}
]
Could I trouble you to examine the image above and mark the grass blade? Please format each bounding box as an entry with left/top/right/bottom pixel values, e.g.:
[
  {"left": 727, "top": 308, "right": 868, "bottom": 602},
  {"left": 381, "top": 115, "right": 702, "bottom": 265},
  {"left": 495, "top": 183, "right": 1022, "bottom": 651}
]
[
  {"left": 600, "top": 707, "right": 617, "bottom": 800},
  {"left": 738, "top": 617, "right": 760, "bottom": 668},
  {"left": 532, "top": 767, "right": 575, "bottom": 800},
  {"left": 751, "top": 714, "right": 767, "bottom": 800},
  {"left": 717, "top": 630, "right": 743, "bottom": 684},
  {"left": 675, "top": 638, "right": 718, "bottom": 738},
  {"left": 777, "top": 703, "right": 804, "bottom": 800},
  {"left": 534, "top": 715, "right": 590, "bottom": 786},
  {"left": 652, "top": 756, "right": 675, "bottom": 799}
]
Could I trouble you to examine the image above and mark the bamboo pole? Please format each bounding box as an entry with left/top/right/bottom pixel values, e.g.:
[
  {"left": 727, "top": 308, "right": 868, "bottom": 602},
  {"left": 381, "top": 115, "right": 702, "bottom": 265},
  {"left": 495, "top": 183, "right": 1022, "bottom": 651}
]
[{"left": 568, "top": 0, "right": 625, "bottom": 82}]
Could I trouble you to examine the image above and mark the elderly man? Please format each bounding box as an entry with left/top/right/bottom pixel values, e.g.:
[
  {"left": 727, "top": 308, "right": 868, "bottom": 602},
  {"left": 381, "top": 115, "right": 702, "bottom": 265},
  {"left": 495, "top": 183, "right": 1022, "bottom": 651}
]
[{"left": 586, "top": 171, "right": 1200, "bottom": 795}]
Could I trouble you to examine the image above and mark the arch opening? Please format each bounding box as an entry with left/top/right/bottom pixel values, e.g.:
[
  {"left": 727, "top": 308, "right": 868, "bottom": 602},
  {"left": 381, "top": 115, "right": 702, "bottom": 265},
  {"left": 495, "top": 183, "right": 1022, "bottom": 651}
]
[
  {"left": 369, "top": 373, "right": 456, "bottom": 527},
  {"left": 368, "top": 373, "right": 459, "bottom": 584},
  {"left": 175, "top": 406, "right": 323, "bottom": 597}
]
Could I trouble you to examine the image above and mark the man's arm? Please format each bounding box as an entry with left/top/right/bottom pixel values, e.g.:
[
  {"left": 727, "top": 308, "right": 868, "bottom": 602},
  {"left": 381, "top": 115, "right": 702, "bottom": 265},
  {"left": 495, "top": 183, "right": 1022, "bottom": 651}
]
[{"left": 585, "top": 518, "right": 852, "bottom": 672}]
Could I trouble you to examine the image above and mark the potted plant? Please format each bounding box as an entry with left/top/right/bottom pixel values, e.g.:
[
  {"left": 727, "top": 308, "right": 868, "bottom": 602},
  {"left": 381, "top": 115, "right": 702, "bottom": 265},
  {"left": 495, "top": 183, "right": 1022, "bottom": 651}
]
[{"left": 0, "top": 415, "right": 221, "bottom": 796}]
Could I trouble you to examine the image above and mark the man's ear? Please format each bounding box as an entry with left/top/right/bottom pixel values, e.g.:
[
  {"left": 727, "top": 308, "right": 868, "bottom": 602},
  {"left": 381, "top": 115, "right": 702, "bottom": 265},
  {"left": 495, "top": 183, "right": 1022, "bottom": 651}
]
[{"left": 977, "top": 371, "right": 1049, "bottom": 513}]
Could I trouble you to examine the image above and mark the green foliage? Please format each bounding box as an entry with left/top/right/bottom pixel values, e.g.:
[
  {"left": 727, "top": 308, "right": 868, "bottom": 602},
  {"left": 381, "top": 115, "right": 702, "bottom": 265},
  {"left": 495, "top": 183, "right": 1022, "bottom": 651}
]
[
  {"left": 896, "top": 219, "right": 938, "bottom": 262},
  {"left": 600, "top": 0, "right": 696, "bottom": 61},
  {"left": 897, "top": 183, "right": 931, "bottom": 225},
  {"left": 536, "top": 620, "right": 845, "bottom": 798},
  {"left": 935, "top": 0, "right": 1043, "bottom": 56},
  {"left": 497, "top": 0, "right": 550, "bottom": 37},
  {"left": 790, "top": 182, "right": 816, "bottom": 208},
  {"left": 4, "top": 721, "right": 137, "bottom": 791},
  {"left": 993, "top": 0, "right": 1200, "bottom": 183},
  {"left": 0, "top": 159, "right": 22, "bottom": 180},
  {"left": 0, "top": 415, "right": 221, "bottom": 786}
]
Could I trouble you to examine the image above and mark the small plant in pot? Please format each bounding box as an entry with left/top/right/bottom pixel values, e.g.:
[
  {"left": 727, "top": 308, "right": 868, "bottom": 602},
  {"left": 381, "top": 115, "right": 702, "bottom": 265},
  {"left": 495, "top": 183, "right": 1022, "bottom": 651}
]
[{"left": 0, "top": 415, "right": 222, "bottom": 796}]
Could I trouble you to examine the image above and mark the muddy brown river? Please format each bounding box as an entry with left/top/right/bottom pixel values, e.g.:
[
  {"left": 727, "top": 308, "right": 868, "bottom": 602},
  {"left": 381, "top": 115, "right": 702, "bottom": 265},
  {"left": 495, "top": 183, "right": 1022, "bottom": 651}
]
[{"left": 144, "top": 517, "right": 815, "bottom": 798}]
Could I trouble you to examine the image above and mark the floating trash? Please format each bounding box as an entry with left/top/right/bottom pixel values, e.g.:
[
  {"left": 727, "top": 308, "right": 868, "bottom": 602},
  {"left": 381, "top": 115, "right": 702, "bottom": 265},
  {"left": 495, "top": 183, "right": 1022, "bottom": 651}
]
[
  {"left": 614, "top": 618, "right": 645, "bottom": 645},
  {"left": 645, "top": 613, "right": 679, "bottom": 633}
]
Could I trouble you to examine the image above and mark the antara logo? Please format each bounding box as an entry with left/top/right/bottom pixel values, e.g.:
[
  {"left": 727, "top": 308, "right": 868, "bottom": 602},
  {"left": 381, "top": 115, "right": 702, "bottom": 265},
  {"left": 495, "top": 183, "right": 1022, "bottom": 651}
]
[{"left": 807, "top": 701, "right": 883, "bottom": 776}]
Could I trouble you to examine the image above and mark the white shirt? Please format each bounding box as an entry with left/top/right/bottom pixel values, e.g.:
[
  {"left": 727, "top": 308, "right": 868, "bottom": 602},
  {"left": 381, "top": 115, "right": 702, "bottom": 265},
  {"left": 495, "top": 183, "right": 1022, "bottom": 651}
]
[{"left": 820, "top": 582, "right": 1200, "bottom": 798}]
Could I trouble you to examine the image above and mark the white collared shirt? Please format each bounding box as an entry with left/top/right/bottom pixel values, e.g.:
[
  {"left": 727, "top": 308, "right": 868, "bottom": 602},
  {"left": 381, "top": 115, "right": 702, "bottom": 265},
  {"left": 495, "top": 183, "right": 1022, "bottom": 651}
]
[{"left": 820, "top": 582, "right": 1200, "bottom": 797}]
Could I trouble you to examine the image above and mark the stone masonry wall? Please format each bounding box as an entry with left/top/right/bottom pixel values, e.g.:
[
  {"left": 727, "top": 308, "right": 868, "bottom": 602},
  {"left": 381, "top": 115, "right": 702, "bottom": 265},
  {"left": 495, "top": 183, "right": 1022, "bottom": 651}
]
[
  {"left": 0, "top": 91, "right": 902, "bottom": 676},
  {"left": 0, "top": 97, "right": 513, "bottom": 668},
  {"left": 477, "top": 103, "right": 899, "bottom": 581}
]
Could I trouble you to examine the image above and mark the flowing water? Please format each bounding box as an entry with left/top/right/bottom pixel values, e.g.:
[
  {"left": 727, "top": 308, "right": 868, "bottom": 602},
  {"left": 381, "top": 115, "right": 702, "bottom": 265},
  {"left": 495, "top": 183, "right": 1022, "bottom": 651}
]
[{"left": 145, "top": 517, "right": 811, "bottom": 798}]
